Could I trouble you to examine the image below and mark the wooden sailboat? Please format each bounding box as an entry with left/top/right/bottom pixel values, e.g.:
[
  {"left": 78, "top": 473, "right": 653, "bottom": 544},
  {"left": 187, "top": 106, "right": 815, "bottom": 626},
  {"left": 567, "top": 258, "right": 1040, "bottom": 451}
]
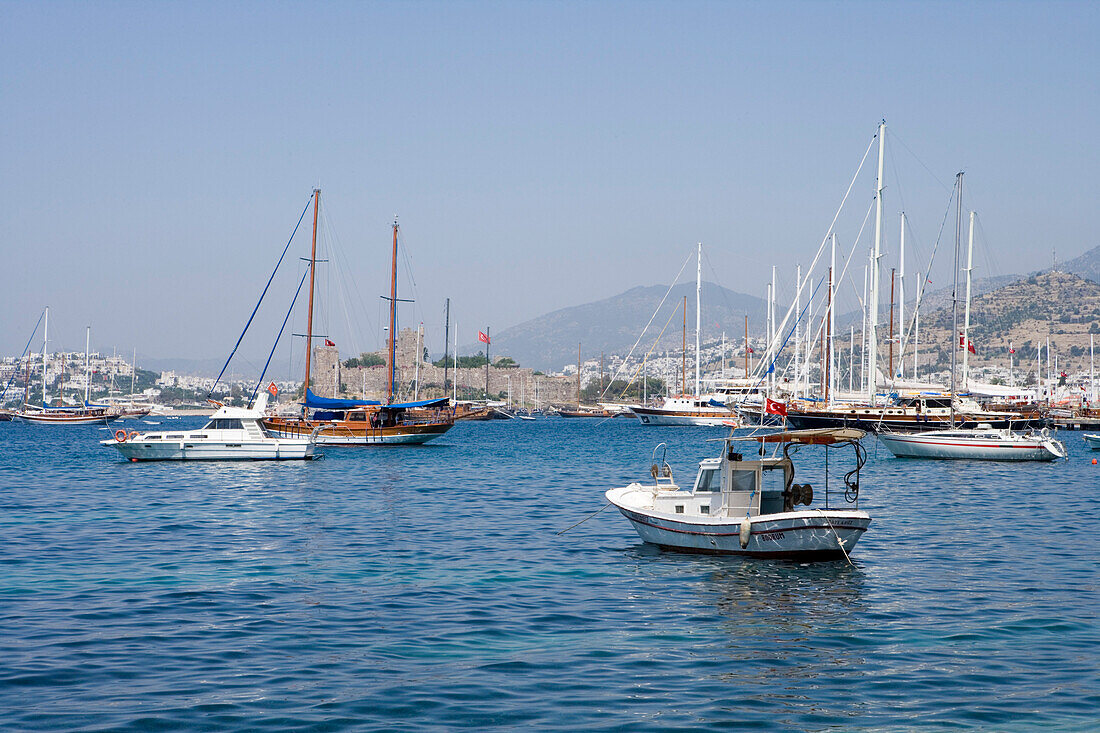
[
  {"left": 262, "top": 192, "right": 454, "bottom": 445},
  {"left": 13, "top": 308, "right": 115, "bottom": 425}
]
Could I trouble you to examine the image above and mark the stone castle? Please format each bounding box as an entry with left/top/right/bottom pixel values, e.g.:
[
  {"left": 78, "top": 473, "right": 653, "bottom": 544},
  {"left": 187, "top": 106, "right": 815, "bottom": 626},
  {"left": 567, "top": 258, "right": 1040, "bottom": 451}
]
[{"left": 308, "top": 327, "right": 578, "bottom": 406}]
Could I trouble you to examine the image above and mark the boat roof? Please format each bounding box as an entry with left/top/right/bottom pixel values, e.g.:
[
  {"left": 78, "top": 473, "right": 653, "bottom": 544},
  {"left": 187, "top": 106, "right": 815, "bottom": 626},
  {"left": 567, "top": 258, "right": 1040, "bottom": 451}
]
[{"left": 728, "top": 427, "right": 866, "bottom": 445}]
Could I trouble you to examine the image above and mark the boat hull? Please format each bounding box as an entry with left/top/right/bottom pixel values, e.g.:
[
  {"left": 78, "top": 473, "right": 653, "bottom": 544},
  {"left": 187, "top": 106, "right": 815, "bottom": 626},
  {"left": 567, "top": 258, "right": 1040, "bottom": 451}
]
[
  {"left": 1084, "top": 434, "right": 1100, "bottom": 450},
  {"left": 785, "top": 410, "right": 1048, "bottom": 434},
  {"left": 606, "top": 488, "right": 869, "bottom": 559},
  {"left": 878, "top": 432, "right": 1063, "bottom": 461},
  {"left": 106, "top": 440, "right": 315, "bottom": 461},
  {"left": 629, "top": 406, "right": 734, "bottom": 426},
  {"left": 14, "top": 412, "right": 115, "bottom": 425},
  {"left": 262, "top": 418, "right": 451, "bottom": 446}
]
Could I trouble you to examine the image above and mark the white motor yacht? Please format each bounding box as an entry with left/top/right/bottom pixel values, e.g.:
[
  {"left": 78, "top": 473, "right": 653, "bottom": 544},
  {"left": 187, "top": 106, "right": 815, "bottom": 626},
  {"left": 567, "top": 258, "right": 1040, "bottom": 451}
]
[
  {"left": 606, "top": 429, "right": 871, "bottom": 560},
  {"left": 878, "top": 424, "right": 1066, "bottom": 461},
  {"left": 102, "top": 393, "right": 316, "bottom": 461},
  {"left": 1083, "top": 434, "right": 1100, "bottom": 450}
]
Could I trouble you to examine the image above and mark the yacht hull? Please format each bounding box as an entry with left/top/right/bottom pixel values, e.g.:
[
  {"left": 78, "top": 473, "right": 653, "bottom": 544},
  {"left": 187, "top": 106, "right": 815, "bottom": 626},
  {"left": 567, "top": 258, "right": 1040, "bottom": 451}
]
[
  {"left": 877, "top": 432, "right": 1063, "bottom": 461},
  {"left": 106, "top": 440, "right": 314, "bottom": 461},
  {"left": 628, "top": 407, "right": 734, "bottom": 426},
  {"left": 262, "top": 419, "right": 451, "bottom": 446}
]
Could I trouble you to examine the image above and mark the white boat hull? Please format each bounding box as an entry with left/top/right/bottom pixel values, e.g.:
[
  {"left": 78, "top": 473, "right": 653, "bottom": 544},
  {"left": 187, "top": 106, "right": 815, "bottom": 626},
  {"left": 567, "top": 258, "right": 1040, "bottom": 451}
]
[
  {"left": 106, "top": 439, "right": 314, "bottom": 461},
  {"left": 629, "top": 407, "right": 733, "bottom": 426},
  {"left": 878, "top": 431, "right": 1065, "bottom": 461},
  {"left": 606, "top": 486, "right": 869, "bottom": 559},
  {"left": 1084, "top": 434, "right": 1100, "bottom": 450}
]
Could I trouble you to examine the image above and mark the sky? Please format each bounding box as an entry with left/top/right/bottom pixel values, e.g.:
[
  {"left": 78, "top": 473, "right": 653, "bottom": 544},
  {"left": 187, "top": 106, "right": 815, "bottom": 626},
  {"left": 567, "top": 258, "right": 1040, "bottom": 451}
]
[{"left": 2, "top": 0, "right": 1097, "bottom": 373}]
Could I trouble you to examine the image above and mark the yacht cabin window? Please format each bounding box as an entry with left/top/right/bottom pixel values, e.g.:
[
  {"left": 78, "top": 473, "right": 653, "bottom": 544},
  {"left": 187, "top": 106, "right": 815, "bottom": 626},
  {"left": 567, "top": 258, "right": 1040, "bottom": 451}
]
[
  {"left": 695, "top": 467, "right": 720, "bottom": 492},
  {"left": 205, "top": 418, "right": 244, "bottom": 430}
]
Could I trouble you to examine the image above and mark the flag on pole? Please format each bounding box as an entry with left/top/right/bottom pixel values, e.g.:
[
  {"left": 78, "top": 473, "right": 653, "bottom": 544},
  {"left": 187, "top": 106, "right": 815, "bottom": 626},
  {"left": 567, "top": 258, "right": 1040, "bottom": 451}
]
[
  {"left": 267, "top": 382, "right": 278, "bottom": 397},
  {"left": 764, "top": 398, "right": 788, "bottom": 416},
  {"left": 959, "top": 333, "right": 976, "bottom": 354},
  {"left": 478, "top": 331, "right": 491, "bottom": 345},
  {"left": 324, "top": 339, "right": 335, "bottom": 347}
]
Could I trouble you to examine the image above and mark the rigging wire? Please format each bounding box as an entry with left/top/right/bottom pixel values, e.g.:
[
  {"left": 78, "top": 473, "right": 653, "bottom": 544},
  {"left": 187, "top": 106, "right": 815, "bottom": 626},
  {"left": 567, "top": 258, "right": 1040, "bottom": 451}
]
[
  {"left": 208, "top": 192, "right": 314, "bottom": 398},
  {"left": 0, "top": 308, "right": 46, "bottom": 404},
  {"left": 251, "top": 266, "right": 311, "bottom": 405},
  {"left": 598, "top": 247, "right": 695, "bottom": 398}
]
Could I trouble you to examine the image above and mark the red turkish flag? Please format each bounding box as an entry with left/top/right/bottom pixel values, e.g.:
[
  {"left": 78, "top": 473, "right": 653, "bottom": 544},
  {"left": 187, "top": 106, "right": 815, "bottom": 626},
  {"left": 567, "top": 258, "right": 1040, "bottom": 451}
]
[
  {"left": 267, "top": 382, "right": 278, "bottom": 397},
  {"left": 478, "top": 331, "right": 491, "bottom": 345},
  {"left": 764, "top": 398, "right": 788, "bottom": 416},
  {"left": 324, "top": 339, "right": 335, "bottom": 347}
]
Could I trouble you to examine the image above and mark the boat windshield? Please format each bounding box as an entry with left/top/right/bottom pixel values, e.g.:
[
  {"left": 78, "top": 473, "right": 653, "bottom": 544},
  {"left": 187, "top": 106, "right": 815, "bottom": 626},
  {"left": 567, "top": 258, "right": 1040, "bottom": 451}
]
[
  {"left": 205, "top": 418, "right": 244, "bottom": 430},
  {"left": 695, "top": 467, "right": 719, "bottom": 492}
]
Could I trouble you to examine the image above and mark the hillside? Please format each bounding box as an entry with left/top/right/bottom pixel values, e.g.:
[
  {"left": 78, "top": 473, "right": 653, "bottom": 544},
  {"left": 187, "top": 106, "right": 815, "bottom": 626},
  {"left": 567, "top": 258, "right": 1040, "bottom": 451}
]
[
  {"left": 1061, "top": 244, "right": 1100, "bottom": 285},
  {"left": 486, "top": 282, "right": 767, "bottom": 372},
  {"left": 913, "top": 271, "right": 1100, "bottom": 373}
]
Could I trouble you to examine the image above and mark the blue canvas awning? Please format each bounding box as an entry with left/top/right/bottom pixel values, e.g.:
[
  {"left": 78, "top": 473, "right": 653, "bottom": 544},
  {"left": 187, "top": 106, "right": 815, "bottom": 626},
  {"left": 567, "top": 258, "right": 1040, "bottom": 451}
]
[{"left": 304, "top": 388, "right": 381, "bottom": 409}]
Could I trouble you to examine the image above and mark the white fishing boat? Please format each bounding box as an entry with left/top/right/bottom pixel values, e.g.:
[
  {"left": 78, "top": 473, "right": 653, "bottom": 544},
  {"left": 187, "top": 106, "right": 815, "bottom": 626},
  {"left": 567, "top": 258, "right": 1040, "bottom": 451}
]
[
  {"left": 606, "top": 428, "right": 871, "bottom": 560},
  {"left": 878, "top": 425, "right": 1066, "bottom": 461},
  {"left": 630, "top": 395, "right": 737, "bottom": 426},
  {"left": 102, "top": 393, "right": 316, "bottom": 461},
  {"left": 1084, "top": 434, "right": 1100, "bottom": 450}
]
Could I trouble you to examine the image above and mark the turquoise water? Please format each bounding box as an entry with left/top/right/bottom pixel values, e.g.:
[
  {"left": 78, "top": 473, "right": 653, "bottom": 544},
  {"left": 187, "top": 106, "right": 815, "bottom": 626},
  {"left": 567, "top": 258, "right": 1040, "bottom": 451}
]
[{"left": 2, "top": 418, "right": 1098, "bottom": 731}]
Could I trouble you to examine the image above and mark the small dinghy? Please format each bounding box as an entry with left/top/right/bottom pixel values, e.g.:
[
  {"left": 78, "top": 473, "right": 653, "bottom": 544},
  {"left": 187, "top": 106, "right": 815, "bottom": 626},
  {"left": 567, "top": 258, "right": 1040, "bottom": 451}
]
[
  {"left": 878, "top": 425, "right": 1066, "bottom": 461},
  {"left": 606, "top": 428, "right": 871, "bottom": 560},
  {"left": 1084, "top": 434, "right": 1100, "bottom": 450},
  {"left": 101, "top": 394, "right": 317, "bottom": 462}
]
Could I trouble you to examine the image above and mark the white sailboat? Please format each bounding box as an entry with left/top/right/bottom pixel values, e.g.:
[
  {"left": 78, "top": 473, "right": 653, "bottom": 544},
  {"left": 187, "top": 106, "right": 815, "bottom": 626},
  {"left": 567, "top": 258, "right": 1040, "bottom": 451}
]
[
  {"left": 878, "top": 174, "right": 1066, "bottom": 461},
  {"left": 629, "top": 244, "right": 739, "bottom": 426}
]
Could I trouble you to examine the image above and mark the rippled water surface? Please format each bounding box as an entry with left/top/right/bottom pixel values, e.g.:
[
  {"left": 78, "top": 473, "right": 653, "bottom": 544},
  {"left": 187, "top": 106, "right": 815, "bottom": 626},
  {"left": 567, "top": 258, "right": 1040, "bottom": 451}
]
[{"left": 2, "top": 418, "right": 1098, "bottom": 731}]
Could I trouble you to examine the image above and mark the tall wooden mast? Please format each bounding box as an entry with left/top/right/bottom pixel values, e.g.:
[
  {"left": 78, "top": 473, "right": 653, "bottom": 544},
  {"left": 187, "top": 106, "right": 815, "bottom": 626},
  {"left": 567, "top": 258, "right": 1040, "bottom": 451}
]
[
  {"left": 303, "top": 189, "right": 320, "bottom": 400},
  {"left": 388, "top": 218, "right": 399, "bottom": 402}
]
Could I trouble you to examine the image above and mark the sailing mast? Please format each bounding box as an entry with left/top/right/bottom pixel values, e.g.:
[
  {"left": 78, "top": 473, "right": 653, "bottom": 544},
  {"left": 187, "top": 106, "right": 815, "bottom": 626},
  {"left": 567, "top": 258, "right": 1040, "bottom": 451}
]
[
  {"left": 84, "top": 326, "right": 90, "bottom": 405},
  {"left": 443, "top": 297, "right": 450, "bottom": 392},
  {"left": 681, "top": 295, "right": 687, "bottom": 395},
  {"left": 949, "top": 172, "right": 964, "bottom": 427},
  {"left": 576, "top": 343, "right": 582, "bottom": 406},
  {"left": 962, "top": 211, "right": 976, "bottom": 391},
  {"left": 794, "top": 264, "right": 801, "bottom": 398},
  {"left": 898, "top": 212, "right": 906, "bottom": 380},
  {"left": 303, "top": 189, "right": 320, "bottom": 404},
  {"left": 868, "top": 120, "right": 886, "bottom": 405},
  {"left": 695, "top": 243, "right": 701, "bottom": 397},
  {"left": 829, "top": 233, "right": 836, "bottom": 403},
  {"left": 42, "top": 306, "right": 48, "bottom": 406},
  {"left": 388, "top": 217, "right": 399, "bottom": 403}
]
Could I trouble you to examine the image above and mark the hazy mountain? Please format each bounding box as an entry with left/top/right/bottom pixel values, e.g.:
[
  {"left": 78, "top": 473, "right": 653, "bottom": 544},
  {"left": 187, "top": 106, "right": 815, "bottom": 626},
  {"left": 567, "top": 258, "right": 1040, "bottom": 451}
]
[
  {"left": 1061, "top": 244, "right": 1100, "bottom": 284},
  {"left": 482, "top": 282, "right": 767, "bottom": 372}
]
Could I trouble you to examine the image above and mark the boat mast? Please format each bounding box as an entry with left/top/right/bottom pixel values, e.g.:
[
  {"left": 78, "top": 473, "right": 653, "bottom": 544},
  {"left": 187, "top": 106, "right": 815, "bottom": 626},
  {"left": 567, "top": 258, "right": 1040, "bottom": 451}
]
[
  {"left": 388, "top": 217, "right": 399, "bottom": 403},
  {"left": 42, "top": 306, "right": 48, "bottom": 406},
  {"left": 453, "top": 323, "right": 458, "bottom": 403},
  {"left": 889, "top": 268, "right": 895, "bottom": 383},
  {"left": 744, "top": 315, "right": 749, "bottom": 377},
  {"left": 303, "top": 189, "right": 320, "bottom": 403},
  {"left": 769, "top": 266, "right": 776, "bottom": 395},
  {"left": 130, "top": 347, "right": 136, "bottom": 407},
  {"left": 443, "top": 298, "right": 450, "bottom": 393},
  {"left": 695, "top": 243, "right": 701, "bottom": 398},
  {"left": 962, "top": 211, "right": 976, "bottom": 391},
  {"left": 577, "top": 343, "right": 581, "bottom": 406},
  {"left": 84, "top": 326, "right": 90, "bottom": 405},
  {"left": 868, "top": 120, "right": 886, "bottom": 405},
  {"left": 794, "top": 264, "right": 801, "bottom": 398},
  {"left": 829, "top": 233, "right": 837, "bottom": 403},
  {"left": 914, "top": 271, "right": 920, "bottom": 379},
  {"left": 682, "top": 295, "right": 687, "bottom": 395},
  {"left": 826, "top": 265, "right": 832, "bottom": 405},
  {"left": 1091, "top": 334, "right": 1095, "bottom": 403},
  {"left": 860, "top": 265, "right": 867, "bottom": 393},
  {"left": 899, "top": 212, "right": 906, "bottom": 380},
  {"left": 849, "top": 325, "right": 855, "bottom": 392},
  {"left": 950, "top": 172, "right": 964, "bottom": 428},
  {"left": 414, "top": 323, "right": 422, "bottom": 401}
]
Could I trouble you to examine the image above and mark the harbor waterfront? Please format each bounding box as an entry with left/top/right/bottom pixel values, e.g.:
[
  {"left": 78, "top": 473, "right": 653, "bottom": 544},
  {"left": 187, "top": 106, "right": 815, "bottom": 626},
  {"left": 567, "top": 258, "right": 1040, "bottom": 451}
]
[{"left": 2, "top": 419, "right": 1097, "bottom": 730}]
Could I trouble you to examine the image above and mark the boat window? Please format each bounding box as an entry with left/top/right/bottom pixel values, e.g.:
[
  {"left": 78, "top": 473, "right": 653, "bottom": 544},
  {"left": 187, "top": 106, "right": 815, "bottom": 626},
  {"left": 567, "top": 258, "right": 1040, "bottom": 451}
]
[
  {"left": 728, "top": 469, "right": 757, "bottom": 494},
  {"left": 761, "top": 464, "right": 787, "bottom": 494},
  {"left": 348, "top": 412, "right": 366, "bottom": 422},
  {"left": 205, "top": 419, "right": 244, "bottom": 430},
  {"left": 675, "top": 505, "right": 685, "bottom": 514},
  {"left": 700, "top": 505, "right": 710, "bottom": 514},
  {"left": 695, "top": 468, "right": 719, "bottom": 492}
]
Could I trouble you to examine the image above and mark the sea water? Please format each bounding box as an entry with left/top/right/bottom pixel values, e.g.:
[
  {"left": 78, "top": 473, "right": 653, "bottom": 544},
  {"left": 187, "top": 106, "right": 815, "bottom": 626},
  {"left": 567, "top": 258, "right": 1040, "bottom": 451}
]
[{"left": 1, "top": 418, "right": 1097, "bottom": 731}]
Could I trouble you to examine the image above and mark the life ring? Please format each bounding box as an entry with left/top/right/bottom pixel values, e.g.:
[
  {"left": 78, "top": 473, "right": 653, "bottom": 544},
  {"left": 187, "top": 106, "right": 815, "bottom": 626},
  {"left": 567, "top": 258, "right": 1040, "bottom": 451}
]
[
  {"left": 115, "top": 429, "right": 128, "bottom": 442},
  {"left": 128, "top": 431, "right": 140, "bottom": 441}
]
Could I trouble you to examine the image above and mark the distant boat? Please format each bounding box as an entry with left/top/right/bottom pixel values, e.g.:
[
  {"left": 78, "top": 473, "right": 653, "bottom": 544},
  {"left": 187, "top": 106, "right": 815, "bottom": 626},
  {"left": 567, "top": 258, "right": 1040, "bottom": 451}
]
[
  {"left": 12, "top": 310, "right": 115, "bottom": 425},
  {"left": 260, "top": 194, "right": 454, "bottom": 446},
  {"left": 1082, "top": 433, "right": 1100, "bottom": 450},
  {"left": 878, "top": 425, "right": 1066, "bottom": 461}
]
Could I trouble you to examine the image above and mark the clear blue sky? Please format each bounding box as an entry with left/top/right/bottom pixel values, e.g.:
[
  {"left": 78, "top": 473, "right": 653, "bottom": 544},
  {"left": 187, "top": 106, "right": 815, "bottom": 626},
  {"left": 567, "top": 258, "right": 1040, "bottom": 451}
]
[{"left": 2, "top": 1, "right": 1096, "bottom": 371}]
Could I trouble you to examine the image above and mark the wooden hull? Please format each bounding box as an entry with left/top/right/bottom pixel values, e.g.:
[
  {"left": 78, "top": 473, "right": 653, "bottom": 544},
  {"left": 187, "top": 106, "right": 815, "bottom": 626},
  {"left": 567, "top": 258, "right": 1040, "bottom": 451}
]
[
  {"left": 262, "top": 417, "right": 452, "bottom": 445},
  {"left": 13, "top": 411, "right": 115, "bottom": 425},
  {"left": 629, "top": 406, "right": 735, "bottom": 426}
]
